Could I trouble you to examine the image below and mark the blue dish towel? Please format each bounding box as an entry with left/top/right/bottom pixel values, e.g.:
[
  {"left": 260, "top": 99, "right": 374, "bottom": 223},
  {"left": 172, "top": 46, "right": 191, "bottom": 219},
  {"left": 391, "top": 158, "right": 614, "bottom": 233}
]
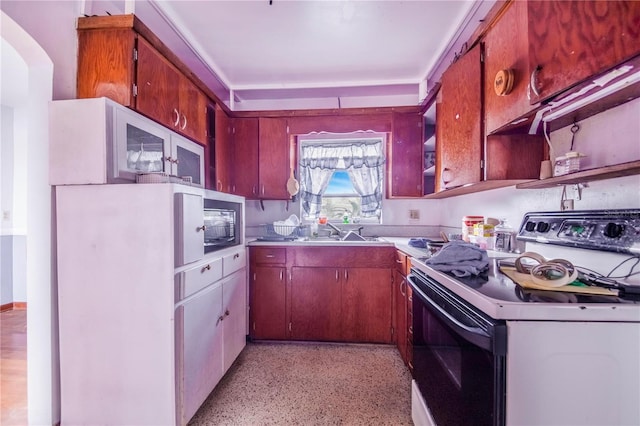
[
  {"left": 425, "top": 240, "right": 489, "bottom": 277},
  {"left": 408, "top": 238, "right": 429, "bottom": 248}
]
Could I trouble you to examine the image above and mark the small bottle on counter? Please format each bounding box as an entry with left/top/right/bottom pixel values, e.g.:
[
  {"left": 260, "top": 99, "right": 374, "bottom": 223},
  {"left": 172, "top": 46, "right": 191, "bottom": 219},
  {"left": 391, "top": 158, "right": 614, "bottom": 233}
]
[{"left": 494, "top": 218, "right": 515, "bottom": 252}]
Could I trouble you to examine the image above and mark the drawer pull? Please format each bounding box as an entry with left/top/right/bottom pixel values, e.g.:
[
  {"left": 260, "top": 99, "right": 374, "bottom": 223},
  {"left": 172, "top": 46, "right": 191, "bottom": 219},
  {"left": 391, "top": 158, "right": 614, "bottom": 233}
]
[
  {"left": 224, "top": 309, "right": 230, "bottom": 317},
  {"left": 265, "top": 254, "right": 275, "bottom": 258},
  {"left": 202, "top": 264, "right": 211, "bottom": 272},
  {"left": 233, "top": 253, "right": 240, "bottom": 259},
  {"left": 396, "top": 259, "right": 403, "bottom": 264},
  {"left": 197, "top": 225, "right": 206, "bottom": 232}
]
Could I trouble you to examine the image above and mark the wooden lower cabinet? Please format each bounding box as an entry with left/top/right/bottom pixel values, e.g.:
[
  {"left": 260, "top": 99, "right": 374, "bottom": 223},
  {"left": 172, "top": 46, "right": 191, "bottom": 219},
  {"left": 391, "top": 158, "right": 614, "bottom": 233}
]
[
  {"left": 394, "top": 249, "right": 412, "bottom": 369},
  {"left": 249, "top": 247, "right": 287, "bottom": 340},
  {"left": 249, "top": 245, "right": 394, "bottom": 344},
  {"left": 250, "top": 266, "right": 287, "bottom": 340},
  {"left": 290, "top": 267, "right": 342, "bottom": 341}
]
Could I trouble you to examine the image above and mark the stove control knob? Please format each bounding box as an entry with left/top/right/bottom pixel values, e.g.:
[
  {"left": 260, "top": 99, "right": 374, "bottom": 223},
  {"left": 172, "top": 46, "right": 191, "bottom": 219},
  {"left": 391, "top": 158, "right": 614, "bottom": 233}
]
[
  {"left": 525, "top": 221, "right": 536, "bottom": 232},
  {"left": 604, "top": 222, "right": 624, "bottom": 239},
  {"left": 536, "top": 222, "right": 550, "bottom": 233}
]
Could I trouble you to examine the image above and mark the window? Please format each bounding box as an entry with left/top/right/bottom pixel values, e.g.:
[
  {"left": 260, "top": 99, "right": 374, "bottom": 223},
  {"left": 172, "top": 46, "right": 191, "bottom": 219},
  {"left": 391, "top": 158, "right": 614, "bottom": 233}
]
[{"left": 298, "top": 135, "right": 385, "bottom": 223}]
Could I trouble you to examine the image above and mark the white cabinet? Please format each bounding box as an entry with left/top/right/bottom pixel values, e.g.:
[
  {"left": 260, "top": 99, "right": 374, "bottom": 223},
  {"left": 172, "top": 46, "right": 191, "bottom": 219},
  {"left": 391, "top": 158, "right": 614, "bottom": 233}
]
[
  {"left": 56, "top": 183, "right": 246, "bottom": 426},
  {"left": 175, "top": 263, "right": 247, "bottom": 425},
  {"left": 50, "top": 97, "right": 204, "bottom": 186}
]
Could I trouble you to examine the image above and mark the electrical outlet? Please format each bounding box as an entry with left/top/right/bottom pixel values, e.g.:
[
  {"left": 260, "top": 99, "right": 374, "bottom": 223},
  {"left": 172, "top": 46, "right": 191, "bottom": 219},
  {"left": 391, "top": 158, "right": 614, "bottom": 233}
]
[
  {"left": 561, "top": 200, "right": 574, "bottom": 211},
  {"left": 2, "top": 210, "right": 9, "bottom": 221},
  {"left": 409, "top": 209, "right": 420, "bottom": 220}
]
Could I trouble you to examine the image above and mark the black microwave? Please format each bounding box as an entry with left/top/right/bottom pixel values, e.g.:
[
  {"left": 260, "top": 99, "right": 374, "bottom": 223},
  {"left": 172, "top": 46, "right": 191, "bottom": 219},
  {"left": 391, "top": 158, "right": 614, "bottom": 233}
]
[{"left": 203, "top": 197, "right": 242, "bottom": 254}]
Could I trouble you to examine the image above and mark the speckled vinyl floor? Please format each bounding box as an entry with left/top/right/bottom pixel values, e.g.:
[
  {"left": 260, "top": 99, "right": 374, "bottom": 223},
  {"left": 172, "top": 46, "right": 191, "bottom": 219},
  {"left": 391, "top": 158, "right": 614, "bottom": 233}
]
[{"left": 189, "top": 342, "right": 413, "bottom": 426}]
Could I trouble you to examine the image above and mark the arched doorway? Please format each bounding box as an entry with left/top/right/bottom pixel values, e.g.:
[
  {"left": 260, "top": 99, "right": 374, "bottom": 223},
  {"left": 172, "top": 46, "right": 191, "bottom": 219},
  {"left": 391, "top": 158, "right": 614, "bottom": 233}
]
[{"left": 1, "top": 10, "right": 56, "bottom": 426}]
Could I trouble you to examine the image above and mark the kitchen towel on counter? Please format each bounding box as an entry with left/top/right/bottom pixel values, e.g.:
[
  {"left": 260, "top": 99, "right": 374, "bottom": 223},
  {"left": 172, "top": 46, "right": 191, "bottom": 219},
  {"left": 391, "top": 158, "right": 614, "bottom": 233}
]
[{"left": 425, "top": 240, "right": 489, "bottom": 277}]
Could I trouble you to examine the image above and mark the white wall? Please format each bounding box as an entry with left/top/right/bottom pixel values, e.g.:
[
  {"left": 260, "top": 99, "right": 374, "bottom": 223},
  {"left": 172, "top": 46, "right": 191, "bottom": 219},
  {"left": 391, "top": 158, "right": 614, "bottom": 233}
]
[{"left": 1, "top": 9, "right": 57, "bottom": 426}]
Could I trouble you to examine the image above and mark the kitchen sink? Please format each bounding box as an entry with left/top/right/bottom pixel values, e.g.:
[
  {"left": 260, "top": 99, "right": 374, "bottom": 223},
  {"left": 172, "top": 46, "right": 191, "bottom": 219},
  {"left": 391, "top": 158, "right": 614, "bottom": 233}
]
[{"left": 303, "top": 234, "right": 382, "bottom": 243}]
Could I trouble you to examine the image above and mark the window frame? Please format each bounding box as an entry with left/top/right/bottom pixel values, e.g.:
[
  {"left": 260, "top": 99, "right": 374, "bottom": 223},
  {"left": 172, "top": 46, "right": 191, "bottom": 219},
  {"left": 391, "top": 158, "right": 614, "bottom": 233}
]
[{"left": 297, "top": 132, "right": 386, "bottom": 225}]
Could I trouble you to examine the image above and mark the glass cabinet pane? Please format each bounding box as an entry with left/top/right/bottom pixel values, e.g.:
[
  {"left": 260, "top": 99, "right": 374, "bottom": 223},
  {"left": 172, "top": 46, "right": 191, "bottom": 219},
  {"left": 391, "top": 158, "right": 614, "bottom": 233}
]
[
  {"left": 126, "top": 124, "right": 165, "bottom": 173},
  {"left": 176, "top": 145, "right": 202, "bottom": 185}
]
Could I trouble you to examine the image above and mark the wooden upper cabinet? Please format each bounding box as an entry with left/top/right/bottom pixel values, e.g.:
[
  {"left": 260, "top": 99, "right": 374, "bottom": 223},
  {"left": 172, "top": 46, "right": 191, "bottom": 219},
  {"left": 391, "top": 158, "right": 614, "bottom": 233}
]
[
  {"left": 484, "top": 0, "right": 538, "bottom": 134},
  {"left": 214, "top": 105, "right": 233, "bottom": 193},
  {"left": 436, "top": 44, "right": 483, "bottom": 191},
  {"left": 232, "top": 117, "right": 259, "bottom": 198},
  {"left": 258, "top": 117, "right": 290, "bottom": 200},
  {"left": 136, "top": 36, "right": 180, "bottom": 131},
  {"left": 528, "top": 0, "right": 640, "bottom": 105},
  {"left": 137, "top": 37, "right": 206, "bottom": 143},
  {"left": 388, "top": 112, "right": 423, "bottom": 198},
  {"left": 77, "top": 28, "right": 136, "bottom": 106},
  {"left": 76, "top": 16, "right": 208, "bottom": 145},
  {"left": 177, "top": 74, "right": 207, "bottom": 143}
]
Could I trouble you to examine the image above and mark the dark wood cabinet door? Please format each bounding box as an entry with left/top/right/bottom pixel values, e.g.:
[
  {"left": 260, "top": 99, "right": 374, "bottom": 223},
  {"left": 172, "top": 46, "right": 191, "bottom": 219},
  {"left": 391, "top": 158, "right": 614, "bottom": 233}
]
[
  {"left": 214, "top": 106, "right": 233, "bottom": 193},
  {"left": 232, "top": 118, "right": 259, "bottom": 198},
  {"left": 136, "top": 36, "right": 180, "bottom": 131},
  {"left": 528, "top": 0, "right": 640, "bottom": 104},
  {"left": 394, "top": 269, "right": 408, "bottom": 364},
  {"left": 177, "top": 74, "right": 207, "bottom": 143},
  {"left": 77, "top": 28, "right": 136, "bottom": 107},
  {"left": 250, "top": 266, "right": 287, "bottom": 340},
  {"left": 290, "top": 267, "right": 342, "bottom": 341},
  {"left": 258, "top": 118, "right": 290, "bottom": 200},
  {"left": 341, "top": 268, "right": 393, "bottom": 343},
  {"left": 388, "top": 112, "right": 423, "bottom": 197},
  {"left": 436, "top": 43, "right": 483, "bottom": 191},
  {"left": 484, "top": 0, "right": 537, "bottom": 134}
]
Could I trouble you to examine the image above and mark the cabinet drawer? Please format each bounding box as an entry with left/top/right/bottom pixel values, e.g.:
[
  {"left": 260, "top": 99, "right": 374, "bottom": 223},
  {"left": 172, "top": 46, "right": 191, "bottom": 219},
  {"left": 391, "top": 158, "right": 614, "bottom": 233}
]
[
  {"left": 223, "top": 249, "right": 246, "bottom": 276},
  {"left": 251, "top": 247, "right": 286, "bottom": 264},
  {"left": 177, "top": 257, "right": 223, "bottom": 300}
]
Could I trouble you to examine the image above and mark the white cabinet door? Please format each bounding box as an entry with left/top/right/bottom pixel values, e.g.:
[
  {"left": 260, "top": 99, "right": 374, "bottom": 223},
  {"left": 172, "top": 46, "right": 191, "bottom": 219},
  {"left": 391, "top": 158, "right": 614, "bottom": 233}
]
[
  {"left": 175, "top": 193, "right": 204, "bottom": 266},
  {"left": 171, "top": 134, "right": 205, "bottom": 187},
  {"left": 176, "top": 282, "right": 224, "bottom": 425},
  {"left": 222, "top": 269, "right": 247, "bottom": 371}
]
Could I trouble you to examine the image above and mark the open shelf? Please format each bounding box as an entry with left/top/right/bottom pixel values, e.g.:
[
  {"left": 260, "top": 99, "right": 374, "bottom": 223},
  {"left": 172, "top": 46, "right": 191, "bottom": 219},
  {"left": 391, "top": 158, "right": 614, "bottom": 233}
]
[
  {"left": 516, "top": 160, "right": 640, "bottom": 189},
  {"left": 425, "top": 179, "right": 534, "bottom": 199}
]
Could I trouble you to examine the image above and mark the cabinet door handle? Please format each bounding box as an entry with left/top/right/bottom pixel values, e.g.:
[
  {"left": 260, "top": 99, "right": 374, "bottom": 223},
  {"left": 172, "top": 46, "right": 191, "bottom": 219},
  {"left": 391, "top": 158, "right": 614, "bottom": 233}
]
[
  {"left": 442, "top": 167, "right": 452, "bottom": 186},
  {"left": 197, "top": 225, "right": 206, "bottom": 232},
  {"left": 336, "top": 270, "right": 339, "bottom": 282},
  {"left": 396, "top": 259, "right": 403, "bottom": 264},
  {"left": 181, "top": 114, "right": 187, "bottom": 130},
  {"left": 400, "top": 278, "right": 406, "bottom": 296},
  {"left": 280, "top": 270, "right": 284, "bottom": 281},
  {"left": 173, "top": 109, "right": 180, "bottom": 127},
  {"left": 224, "top": 309, "right": 230, "bottom": 317},
  {"left": 530, "top": 65, "right": 542, "bottom": 97},
  {"left": 233, "top": 253, "right": 240, "bottom": 259},
  {"left": 344, "top": 269, "right": 348, "bottom": 281}
]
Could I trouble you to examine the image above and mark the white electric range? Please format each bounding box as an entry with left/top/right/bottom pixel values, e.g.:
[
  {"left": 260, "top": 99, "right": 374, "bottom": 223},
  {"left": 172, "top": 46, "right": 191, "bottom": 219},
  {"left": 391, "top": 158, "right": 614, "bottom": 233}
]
[{"left": 409, "top": 209, "right": 640, "bottom": 426}]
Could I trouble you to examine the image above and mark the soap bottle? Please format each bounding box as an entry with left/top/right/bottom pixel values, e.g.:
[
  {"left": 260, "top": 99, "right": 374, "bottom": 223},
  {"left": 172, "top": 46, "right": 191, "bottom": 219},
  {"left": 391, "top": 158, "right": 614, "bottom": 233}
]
[{"left": 494, "top": 218, "right": 515, "bottom": 252}]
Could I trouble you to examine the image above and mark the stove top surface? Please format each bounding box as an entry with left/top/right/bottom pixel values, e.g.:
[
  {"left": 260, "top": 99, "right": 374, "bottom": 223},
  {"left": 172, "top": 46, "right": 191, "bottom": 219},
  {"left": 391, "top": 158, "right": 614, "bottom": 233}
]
[
  {"left": 441, "top": 259, "right": 640, "bottom": 305},
  {"left": 411, "top": 256, "right": 640, "bottom": 321}
]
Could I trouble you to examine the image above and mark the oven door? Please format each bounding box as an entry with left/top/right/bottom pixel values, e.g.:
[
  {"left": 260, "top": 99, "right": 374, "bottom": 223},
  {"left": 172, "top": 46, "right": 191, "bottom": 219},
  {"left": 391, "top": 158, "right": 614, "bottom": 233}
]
[{"left": 408, "top": 269, "right": 507, "bottom": 426}]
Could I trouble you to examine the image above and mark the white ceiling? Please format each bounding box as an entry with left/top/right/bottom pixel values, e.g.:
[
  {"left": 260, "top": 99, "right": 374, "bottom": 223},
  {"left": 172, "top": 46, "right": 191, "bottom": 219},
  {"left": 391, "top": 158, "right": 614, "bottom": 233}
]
[{"left": 86, "top": 0, "right": 496, "bottom": 111}]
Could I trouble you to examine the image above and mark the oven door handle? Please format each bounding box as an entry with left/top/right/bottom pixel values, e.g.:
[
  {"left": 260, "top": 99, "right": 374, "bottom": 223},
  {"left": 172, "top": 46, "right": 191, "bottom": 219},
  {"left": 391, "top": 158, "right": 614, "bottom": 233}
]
[{"left": 409, "top": 275, "right": 492, "bottom": 350}]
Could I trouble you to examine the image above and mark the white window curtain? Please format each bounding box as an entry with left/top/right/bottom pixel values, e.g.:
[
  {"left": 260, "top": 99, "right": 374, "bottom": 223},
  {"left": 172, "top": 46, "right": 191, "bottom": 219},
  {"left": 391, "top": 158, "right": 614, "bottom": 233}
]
[{"left": 299, "top": 140, "right": 385, "bottom": 218}]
